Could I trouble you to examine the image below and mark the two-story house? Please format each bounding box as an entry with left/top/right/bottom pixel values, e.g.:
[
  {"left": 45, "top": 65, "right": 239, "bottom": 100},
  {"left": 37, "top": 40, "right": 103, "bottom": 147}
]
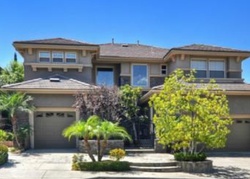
[{"left": 2, "top": 38, "right": 250, "bottom": 151}]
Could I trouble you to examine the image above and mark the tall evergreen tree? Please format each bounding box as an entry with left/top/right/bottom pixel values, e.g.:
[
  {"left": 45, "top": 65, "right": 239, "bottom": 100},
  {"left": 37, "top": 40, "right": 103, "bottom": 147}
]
[{"left": 14, "top": 53, "right": 18, "bottom": 62}]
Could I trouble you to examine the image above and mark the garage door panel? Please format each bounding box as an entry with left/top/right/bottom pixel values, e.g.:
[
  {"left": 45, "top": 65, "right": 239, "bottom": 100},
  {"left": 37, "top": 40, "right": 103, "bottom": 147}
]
[
  {"left": 225, "top": 119, "right": 250, "bottom": 152},
  {"left": 34, "top": 112, "right": 76, "bottom": 149}
]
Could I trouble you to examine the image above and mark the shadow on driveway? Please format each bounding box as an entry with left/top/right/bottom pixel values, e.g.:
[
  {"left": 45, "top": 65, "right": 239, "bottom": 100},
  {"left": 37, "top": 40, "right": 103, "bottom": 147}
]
[
  {"left": 207, "top": 152, "right": 250, "bottom": 158},
  {"left": 195, "top": 166, "right": 250, "bottom": 179}
]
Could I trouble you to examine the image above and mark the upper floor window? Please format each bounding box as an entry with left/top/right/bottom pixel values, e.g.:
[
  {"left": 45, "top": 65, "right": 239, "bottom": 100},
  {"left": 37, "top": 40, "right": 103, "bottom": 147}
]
[
  {"left": 191, "top": 60, "right": 207, "bottom": 78},
  {"left": 132, "top": 64, "right": 148, "bottom": 87},
  {"left": 65, "top": 52, "right": 76, "bottom": 63},
  {"left": 52, "top": 52, "right": 63, "bottom": 63},
  {"left": 39, "top": 51, "right": 50, "bottom": 62},
  {"left": 191, "top": 59, "right": 225, "bottom": 78},
  {"left": 161, "top": 65, "right": 167, "bottom": 75},
  {"left": 209, "top": 61, "right": 225, "bottom": 78},
  {"left": 96, "top": 67, "right": 114, "bottom": 86}
]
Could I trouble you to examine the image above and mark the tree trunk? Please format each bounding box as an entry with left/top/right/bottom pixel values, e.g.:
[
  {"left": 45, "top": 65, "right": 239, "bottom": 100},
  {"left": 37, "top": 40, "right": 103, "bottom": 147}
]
[
  {"left": 97, "top": 138, "right": 101, "bottom": 162},
  {"left": 100, "top": 140, "right": 108, "bottom": 162},
  {"left": 132, "top": 122, "right": 138, "bottom": 143},
  {"left": 11, "top": 116, "right": 21, "bottom": 149},
  {"left": 84, "top": 139, "right": 96, "bottom": 162}
]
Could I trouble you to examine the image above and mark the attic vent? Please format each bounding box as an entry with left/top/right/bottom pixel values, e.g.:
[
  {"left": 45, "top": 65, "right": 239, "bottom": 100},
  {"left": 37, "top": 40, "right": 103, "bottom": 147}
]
[
  {"left": 122, "top": 44, "right": 129, "bottom": 47},
  {"left": 50, "top": 78, "right": 60, "bottom": 82}
]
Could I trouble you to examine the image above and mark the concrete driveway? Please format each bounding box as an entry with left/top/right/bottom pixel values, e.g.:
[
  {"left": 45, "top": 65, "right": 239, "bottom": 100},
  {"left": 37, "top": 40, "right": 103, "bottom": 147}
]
[{"left": 0, "top": 150, "right": 250, "bottom": 179}]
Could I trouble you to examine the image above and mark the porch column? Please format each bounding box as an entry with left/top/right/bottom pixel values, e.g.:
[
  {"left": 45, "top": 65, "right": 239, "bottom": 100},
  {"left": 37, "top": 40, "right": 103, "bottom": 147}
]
[
  {"left": 75, "top": 110, "right": 80, "bottom": 148},
  {"left": 29, "top": 111, "right": 34, "bottom": 149},
  {"left": 150, "top": 107, "right": 154, "bottom": 138}
]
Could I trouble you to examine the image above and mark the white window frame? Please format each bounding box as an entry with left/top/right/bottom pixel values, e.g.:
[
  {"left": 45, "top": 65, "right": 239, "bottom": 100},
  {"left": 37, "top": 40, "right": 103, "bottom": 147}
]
[
  {"left": 131, "top": 64, "right": 149, "bottom": 88},
  {"left": 208, "top": 59, "right": 225, "bottom": 78},
  {"left": 96, "top": 66, "right": 115, "bottom": 86},
  {"left": 52, "top": 51, "right": 64, "bottom": 63},
  {"left": 160, "top": 64, "right": 167, "bottom": 75},
  {"left": 65, "top": 52, "right": 77, "bottom": 63},
  {"left": 39, "top": 51, "right": 50, "bottom": 62}
]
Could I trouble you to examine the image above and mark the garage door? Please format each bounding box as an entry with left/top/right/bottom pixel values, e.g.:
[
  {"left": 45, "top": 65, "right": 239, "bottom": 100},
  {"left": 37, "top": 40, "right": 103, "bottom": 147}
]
[
  {"left": 34, "top": 112, "right": 76, "bottom": 149},
  {"left": 225, "top": 119, "right": 250, "bottom": 152}
]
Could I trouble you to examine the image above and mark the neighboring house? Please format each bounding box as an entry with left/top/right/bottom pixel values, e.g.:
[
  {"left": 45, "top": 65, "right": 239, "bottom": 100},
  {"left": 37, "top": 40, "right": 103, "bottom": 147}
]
[{"left": 2, "top": 38, "right": 250, "bottom": 151}]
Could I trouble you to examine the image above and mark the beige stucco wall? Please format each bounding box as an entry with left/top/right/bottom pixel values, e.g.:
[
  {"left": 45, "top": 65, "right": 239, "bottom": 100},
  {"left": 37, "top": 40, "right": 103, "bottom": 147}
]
[
  {"left": 121, "top": 63, "right": 130, "bottom": 75},
  {"left": 228, "top": 57, "right": 242, "bottom": 71},
  {"left": 228, "top": 95, "right": 250, "bottom": 114},
  {"left": 24, "top": 66, "right": 93, "bottom": 83},
  {"left": 31, "top": 94, "right": 75, "bottom": 108}
]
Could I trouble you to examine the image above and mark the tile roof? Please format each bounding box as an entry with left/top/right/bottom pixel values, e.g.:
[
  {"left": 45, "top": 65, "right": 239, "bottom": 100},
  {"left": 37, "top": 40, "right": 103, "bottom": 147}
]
[
  {"left": 2, "top": 75, "right": 95, "bottom": 90},
  {"left": 171, "top": 44, "right": 250, "bottom": 53},
  {"left": 152, "top": 83, "right": 250, "bottom": 91},
  {"left": 13, "top": 38, "right": 98, "bottom": 46},
  {"left": 100, "top": 43, "right": 169, "bottom": 59}
]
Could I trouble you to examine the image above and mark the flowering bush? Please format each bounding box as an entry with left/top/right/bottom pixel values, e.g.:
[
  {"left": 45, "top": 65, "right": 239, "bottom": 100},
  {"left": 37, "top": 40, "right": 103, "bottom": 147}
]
[{"left": 109, "top": 148, "right": 126, "bottom": 161}]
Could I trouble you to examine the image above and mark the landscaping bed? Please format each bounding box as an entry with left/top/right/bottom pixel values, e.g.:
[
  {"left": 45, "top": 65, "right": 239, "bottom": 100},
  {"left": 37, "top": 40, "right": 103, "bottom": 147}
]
[{"left": 72, "top": 160, "right": 130, "bottom": 171}]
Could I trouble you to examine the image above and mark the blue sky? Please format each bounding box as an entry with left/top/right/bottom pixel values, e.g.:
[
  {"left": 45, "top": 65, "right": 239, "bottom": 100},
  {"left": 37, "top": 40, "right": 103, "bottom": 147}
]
[{"left": 0, "top": 0, "right": 249, "bottom": 82}]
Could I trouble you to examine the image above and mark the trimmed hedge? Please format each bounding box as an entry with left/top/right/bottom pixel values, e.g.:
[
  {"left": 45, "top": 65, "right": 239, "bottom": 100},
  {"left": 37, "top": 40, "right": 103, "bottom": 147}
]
[
  {"left": 174, "top": 152, "right": 207, "bottom": 162},
  {"left": 72, "top": 160, "right": 130, "bottom": 171},
  {"left": 0, "top": 144, "right": 8, "bottom": 165}
]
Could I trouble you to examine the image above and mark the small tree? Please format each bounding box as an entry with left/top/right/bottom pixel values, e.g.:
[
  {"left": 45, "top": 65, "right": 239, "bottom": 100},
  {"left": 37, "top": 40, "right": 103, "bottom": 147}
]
[
  {"left": 0, "top": 92, "right": 35, "bottom": 149},
  {"left": 0, "top": 60, "right": 24, "bottom": 87},
  {"left": 149, "top": 69, "right": 232, "bottom": 154},
  {"left": 63, "top": 115, "right": 131, "bottom": 162},
  {"left": 74, "top": 86, "right": 122, "bottom": 122},
  {"left": 120, "top": 84, "right": 148, "bottom": 143}
]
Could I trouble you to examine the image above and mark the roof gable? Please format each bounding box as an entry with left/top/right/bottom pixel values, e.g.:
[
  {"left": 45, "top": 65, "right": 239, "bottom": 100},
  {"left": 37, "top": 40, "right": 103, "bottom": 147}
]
[
  {"left": 13, "top": 38, "right": 98, "bottom": 46},
  {"left": 2, "top": 74, "right": 95, "bottom": 91},
  {"left": 172, "top": 44, "right": 250, "bottom": 53},
  {"left": 99, "top": 43, "right": 169, "bottom": 59}
]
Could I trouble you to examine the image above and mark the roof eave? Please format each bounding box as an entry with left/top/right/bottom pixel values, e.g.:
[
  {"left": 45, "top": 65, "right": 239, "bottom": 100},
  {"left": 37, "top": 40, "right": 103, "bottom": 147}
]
[
  {"left": 163, "top": 49, "right": 250, "bottom": 62},
  {"left": 1, "top": 88, "right": 91, "bottom": 94},
  {"left": 140, "top": 89, "right": 250, "bottom": 103}
]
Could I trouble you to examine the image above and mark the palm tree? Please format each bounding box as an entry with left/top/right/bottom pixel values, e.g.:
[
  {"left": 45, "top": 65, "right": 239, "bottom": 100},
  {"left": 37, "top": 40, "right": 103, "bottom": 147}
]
[
  {"left": 0, "top": 60, "right": 24, "bottom": 87},
  {"left": 63, "top": 119, "right": 97, "bottom": 162},
  {"left": 98, "top": 120, "right": 131, "bottom": 161},
  {"left": 63, "top": 115, "right": 132, "bottom": 162},
  {"left": 0, "top": 92, "right": 35, "bottom": 149}
]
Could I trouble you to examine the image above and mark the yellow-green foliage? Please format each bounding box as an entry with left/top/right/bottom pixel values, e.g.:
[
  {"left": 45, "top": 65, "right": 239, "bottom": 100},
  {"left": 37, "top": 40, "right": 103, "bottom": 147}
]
[
  {"left": 149, "top": 69, "right": 232, "bottom": 153},
  {"left": 109, "top": 148, "right": 126, "bottom": 161},
  {"left": 0, "top": 144, "right": 8, "bottom": 165},
  {"left": 0, "top": 130, "right": 7, "bottom": 142},
  {"left": 0, "top": 144, "right": 8, "bottom": 153}
]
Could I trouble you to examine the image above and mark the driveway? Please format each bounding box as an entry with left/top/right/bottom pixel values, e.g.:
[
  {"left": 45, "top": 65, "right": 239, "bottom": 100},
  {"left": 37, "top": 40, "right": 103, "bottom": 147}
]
[{"left": 0, "top": 150, "right": 250, "bottom": 179}]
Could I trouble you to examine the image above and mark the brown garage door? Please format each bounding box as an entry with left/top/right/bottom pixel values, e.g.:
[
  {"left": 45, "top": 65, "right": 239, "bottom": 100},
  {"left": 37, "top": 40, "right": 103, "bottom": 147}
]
[
  {"left": 225, "top": 119, "right": 250, "bottom": 152},
  {"left": 34, "top": 112, "right": 76, "bottom": 149}
]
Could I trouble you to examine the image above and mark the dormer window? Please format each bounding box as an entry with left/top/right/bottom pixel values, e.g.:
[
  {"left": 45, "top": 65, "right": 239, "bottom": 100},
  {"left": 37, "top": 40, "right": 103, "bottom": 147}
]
[
  {"left": 65, "top": 52, "right": 76, "bottom": 63},
  {"left": 39, "top": 51, "right": 50, "bottom": 62},
  {"left": 52, "top": 52, "right": 63, "bottom": 63}
]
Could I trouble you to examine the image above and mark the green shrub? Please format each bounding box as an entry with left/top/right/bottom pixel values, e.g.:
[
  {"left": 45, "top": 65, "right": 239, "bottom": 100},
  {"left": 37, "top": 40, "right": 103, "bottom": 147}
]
[
  {"left": 72, "top": 161, "right": 130, "bottom": 171},
  {"left": 109, "top": 148, "right": 126, "bottom": 161},
  {"left": 6, "top": 132, "right": 14, "bottom": 141},
  {"left": 0, "top": 144, "right": 8, "bottom": 165},
  {"left": 174, "top": 152, "right": 207, "bottom": 161},
  {"left": 72, "top": 154, "right": 85, "bottom": 163},
  {"left": 0, "top": 144, "right": 8, "bottom": 153},
  {"left": 0, "top": 130, "right": 7, "bottom": 141}
]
